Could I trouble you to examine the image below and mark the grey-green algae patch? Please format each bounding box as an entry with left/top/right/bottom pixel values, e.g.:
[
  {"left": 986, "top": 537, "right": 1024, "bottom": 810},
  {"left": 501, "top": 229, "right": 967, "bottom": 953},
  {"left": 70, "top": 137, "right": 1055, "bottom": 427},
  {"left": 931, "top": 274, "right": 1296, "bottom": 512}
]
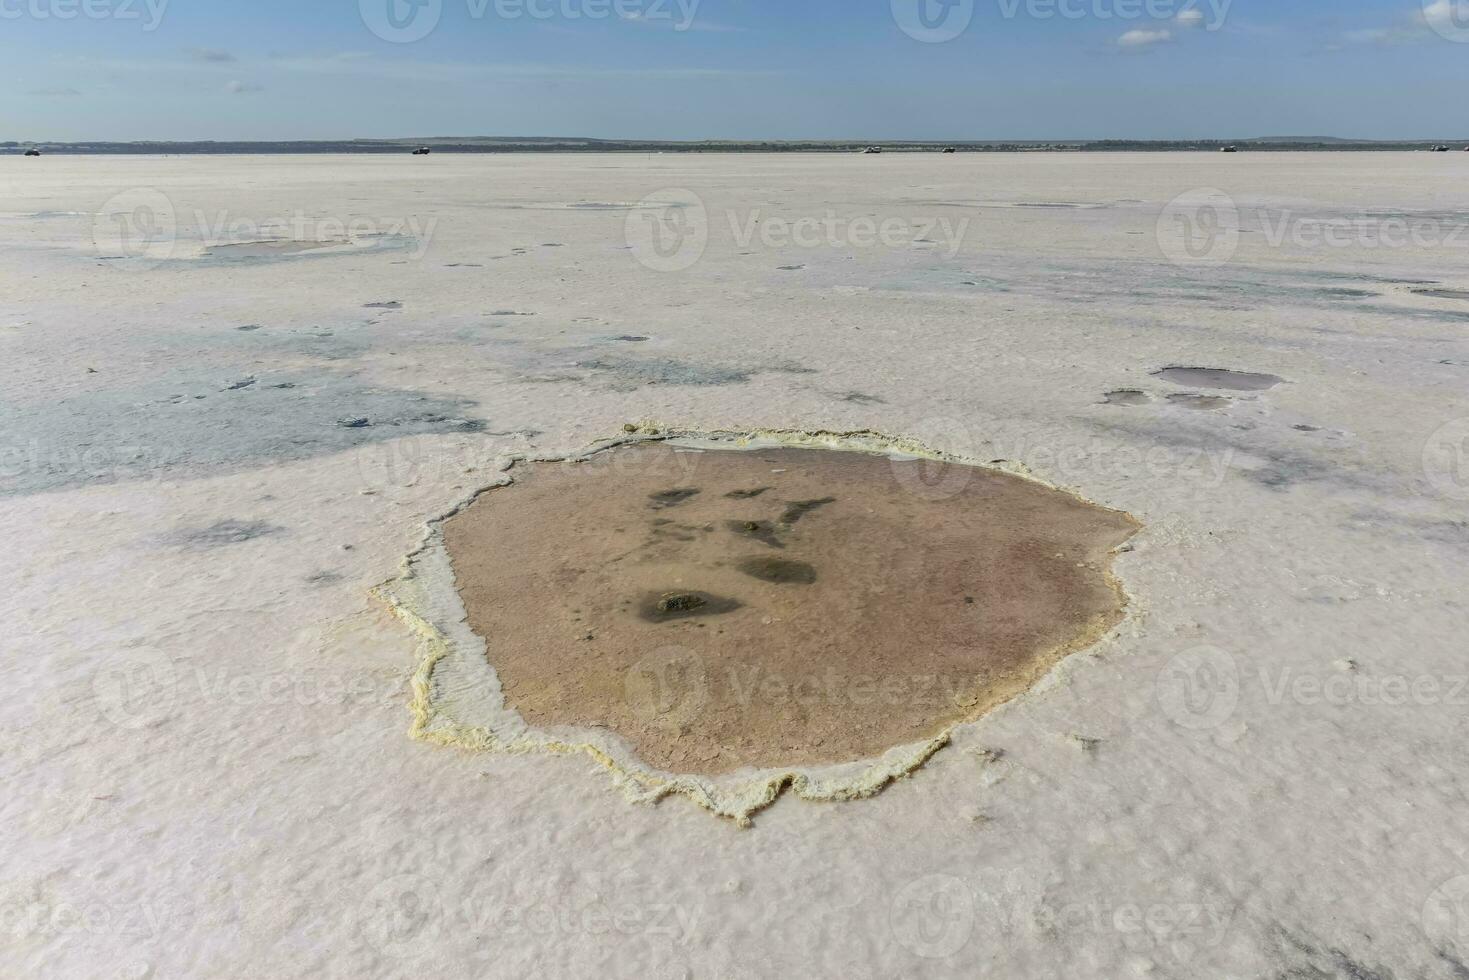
[
  {"left": 0, "top": 370, "right": 485, "bottom": 497},
  {"left": 373, "top": 424, "right": 1142, "bottom": 827}
]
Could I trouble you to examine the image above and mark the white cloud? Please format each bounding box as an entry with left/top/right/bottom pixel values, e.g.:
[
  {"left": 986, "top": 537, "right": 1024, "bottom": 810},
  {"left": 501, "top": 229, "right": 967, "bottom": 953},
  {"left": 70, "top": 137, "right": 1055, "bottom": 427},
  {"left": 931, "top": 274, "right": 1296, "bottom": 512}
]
[
  {"left": 267, "top": 51, "right": 371, "bottom": 66},
  {"left": 618, "top": 12, "right": 742, "bottom": 32},
  {"left": 262, "top": 55, "right": 760, "bottom": 81},
  {"left": 28, "top": 87, "right": 82, "bottom": 97},
  {"left": 1112, "top": 9, "right": 1216, "bottom": 51},
  {"left": 1331, "top": 1, "right": 1468, "bottom": 47},
  {"left": 56, "top": 53, "right": 773, "bottom": 85},
  {"left": 1340, "top": 27, "right": 1395, "bottom": 44},
  {"left": 226, "top": 80, "right": 264, "bottom": 94},
  {"left": 189, "top": 48, "right": 236, "bottom": 63},
  {"left": 1118, "top": 28, "right": 1172, "bottom": 49}
]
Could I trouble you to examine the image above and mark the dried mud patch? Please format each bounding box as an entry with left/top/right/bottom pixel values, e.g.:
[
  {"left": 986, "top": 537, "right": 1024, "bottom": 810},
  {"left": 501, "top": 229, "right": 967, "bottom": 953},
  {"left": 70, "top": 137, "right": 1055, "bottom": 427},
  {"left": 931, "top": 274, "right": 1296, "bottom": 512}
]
[{"left": 376, "top": 427, "right": 1140, "bottom": 824}]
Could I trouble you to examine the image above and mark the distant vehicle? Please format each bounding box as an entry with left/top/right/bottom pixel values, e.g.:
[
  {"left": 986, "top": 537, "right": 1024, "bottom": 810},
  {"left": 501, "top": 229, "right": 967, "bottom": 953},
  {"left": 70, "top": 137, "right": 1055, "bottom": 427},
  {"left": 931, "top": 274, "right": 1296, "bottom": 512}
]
[
  {"left": 942, "top": 146, "right": 957, "bottom": 154},
  {"left": 23, "top": 148, "right": 41, "bottom": 157},
  {"left": 412, "top": 146, "right": 432, "bottom": 156},
  {"left": 1221, "top": 145, "right": 1239, "bottom": 153},
  {"left": 1432, "top": 144, "right": 1450, "bottom": 152},
  {"left": 862, "top": 146, "right": 882, "bottom": 154}
]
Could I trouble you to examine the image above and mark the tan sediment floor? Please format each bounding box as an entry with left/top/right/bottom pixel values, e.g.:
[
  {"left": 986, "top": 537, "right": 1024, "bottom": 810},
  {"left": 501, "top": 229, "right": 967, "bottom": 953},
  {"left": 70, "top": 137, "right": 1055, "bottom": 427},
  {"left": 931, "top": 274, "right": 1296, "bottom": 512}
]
[{"left": 441, "top": 441, "right": 1139, "bottom": 776}]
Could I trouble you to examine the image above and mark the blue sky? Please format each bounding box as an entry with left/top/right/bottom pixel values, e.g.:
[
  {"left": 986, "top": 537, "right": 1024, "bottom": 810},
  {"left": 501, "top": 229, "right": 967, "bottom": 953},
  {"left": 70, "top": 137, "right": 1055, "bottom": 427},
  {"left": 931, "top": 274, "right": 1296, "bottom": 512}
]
[{"left": 3, "top": 0, "right": 1467, "bottom": 141}]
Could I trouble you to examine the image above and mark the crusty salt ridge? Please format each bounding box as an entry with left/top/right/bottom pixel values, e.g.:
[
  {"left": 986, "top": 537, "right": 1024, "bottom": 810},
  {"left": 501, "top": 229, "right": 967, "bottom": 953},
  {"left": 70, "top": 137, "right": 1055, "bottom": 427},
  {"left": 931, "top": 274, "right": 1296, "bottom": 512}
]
[
  {"left": 378, "top": 427, "right": 1138, "bottom": 825},
  {"left": 4, "top": 153, "right": 1468, "bottom": 978}
]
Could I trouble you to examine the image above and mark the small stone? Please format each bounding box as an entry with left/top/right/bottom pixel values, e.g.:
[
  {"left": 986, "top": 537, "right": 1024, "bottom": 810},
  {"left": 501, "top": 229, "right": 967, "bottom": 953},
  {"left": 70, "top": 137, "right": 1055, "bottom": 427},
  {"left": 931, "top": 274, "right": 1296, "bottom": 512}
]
[
  {"left": 1068, "top": 734, "right": 1102, "bottom": 754},
  {"left": 657, "top": 593, "right": 706, "bottom": 614}
]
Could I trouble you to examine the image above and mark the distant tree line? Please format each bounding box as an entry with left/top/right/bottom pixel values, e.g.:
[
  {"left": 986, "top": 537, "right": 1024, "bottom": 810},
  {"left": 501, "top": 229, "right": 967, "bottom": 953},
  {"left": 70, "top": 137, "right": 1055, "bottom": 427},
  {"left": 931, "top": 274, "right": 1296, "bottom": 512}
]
[{"left": 6, "top": 139, "right": 1466, "bottom": 154}]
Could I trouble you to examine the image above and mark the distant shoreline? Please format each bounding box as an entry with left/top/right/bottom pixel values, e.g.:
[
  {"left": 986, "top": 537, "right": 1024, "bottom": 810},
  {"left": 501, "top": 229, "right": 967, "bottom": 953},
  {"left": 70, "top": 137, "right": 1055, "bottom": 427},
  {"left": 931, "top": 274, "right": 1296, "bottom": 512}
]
[{"left": 7, "top": 138, "right": 1469, "bottom": 155}]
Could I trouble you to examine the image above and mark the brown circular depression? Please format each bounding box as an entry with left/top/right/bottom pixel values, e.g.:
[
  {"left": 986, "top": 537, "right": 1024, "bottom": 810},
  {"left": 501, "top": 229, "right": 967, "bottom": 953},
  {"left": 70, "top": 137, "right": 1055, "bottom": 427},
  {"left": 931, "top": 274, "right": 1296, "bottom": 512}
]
[{"left": 441, "top": 442, "right": 1139, "bottom": 776}]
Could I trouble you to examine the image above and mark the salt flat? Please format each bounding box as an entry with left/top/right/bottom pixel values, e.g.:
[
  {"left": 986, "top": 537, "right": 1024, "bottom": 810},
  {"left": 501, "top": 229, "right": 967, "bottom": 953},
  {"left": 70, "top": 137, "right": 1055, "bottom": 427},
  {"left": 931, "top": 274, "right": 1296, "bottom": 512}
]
[{"left": 3, "top": 152, "right": 1468, "bottom": 978}]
